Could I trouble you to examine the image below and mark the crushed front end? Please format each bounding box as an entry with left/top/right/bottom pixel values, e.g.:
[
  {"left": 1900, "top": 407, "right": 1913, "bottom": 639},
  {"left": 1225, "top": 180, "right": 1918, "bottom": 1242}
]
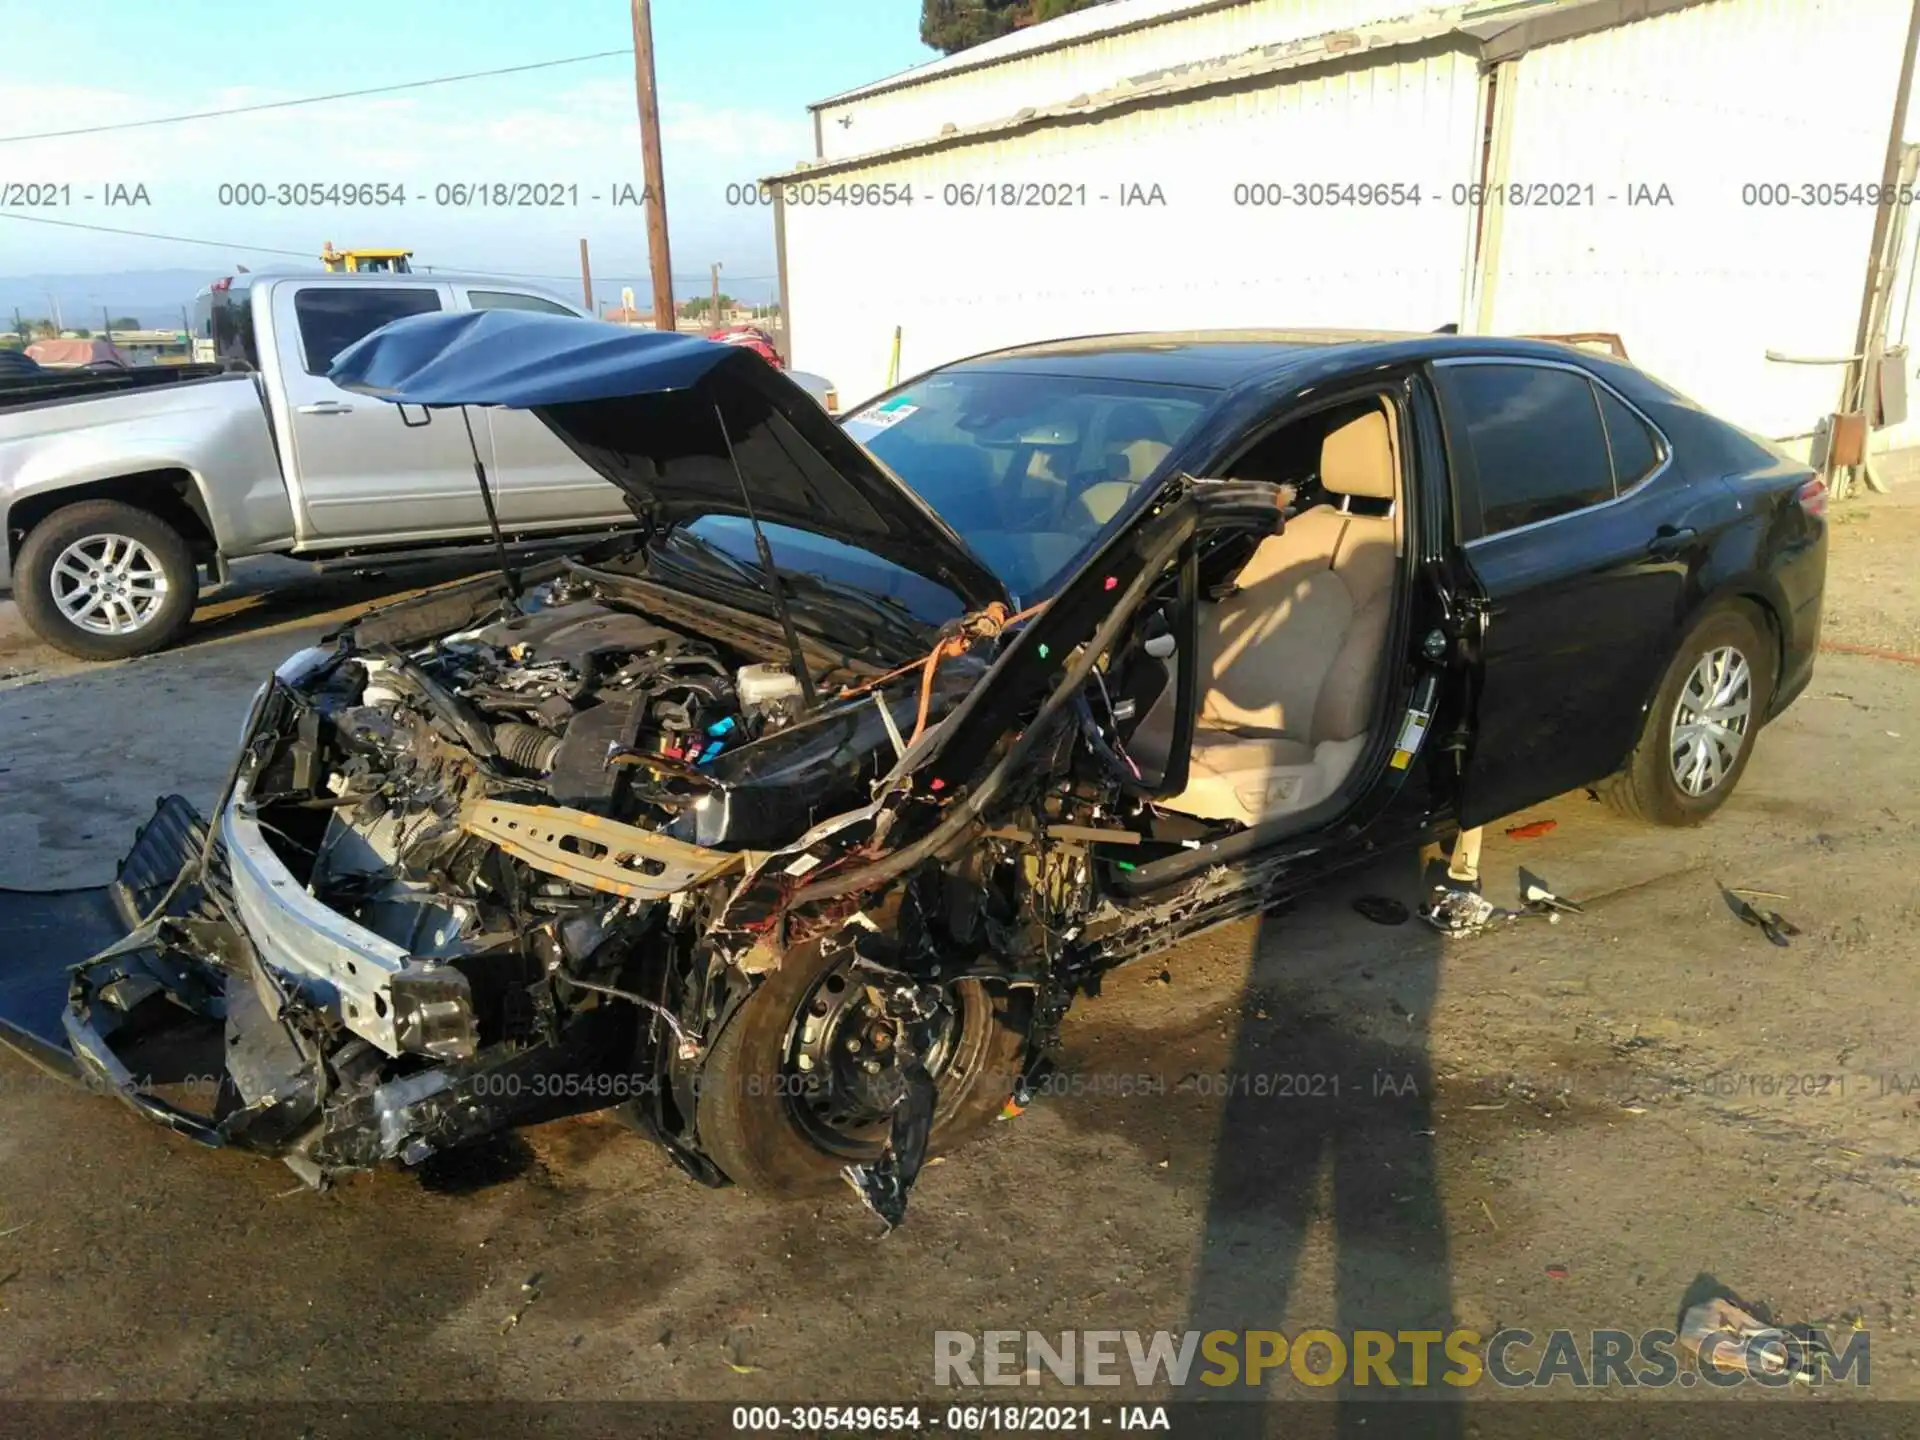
[
  {"left": 0, "top": 473, "right": 1289, "bottom": 1222},
  {"left": 4, "top": 567, "right": 986, "bottom": 1188}
]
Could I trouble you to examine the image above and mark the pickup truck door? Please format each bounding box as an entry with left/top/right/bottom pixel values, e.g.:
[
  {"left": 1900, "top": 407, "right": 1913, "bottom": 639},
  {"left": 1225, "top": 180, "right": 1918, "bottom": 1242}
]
[
  {"left": 1429, "top": 357, "right": 1731, "bottom": 828},
  {"left": 268, "top": 279, "right": 494, "bottom": 540},
  {"left": 450, "top": 286, "right": 636, "bottom": 529}
]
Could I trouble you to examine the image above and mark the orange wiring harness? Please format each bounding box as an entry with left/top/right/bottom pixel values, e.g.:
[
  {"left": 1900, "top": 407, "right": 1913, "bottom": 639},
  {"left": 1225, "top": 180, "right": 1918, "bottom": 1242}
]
[{"left": 838, "top": 600, "right": 1050, "bottom": 750}]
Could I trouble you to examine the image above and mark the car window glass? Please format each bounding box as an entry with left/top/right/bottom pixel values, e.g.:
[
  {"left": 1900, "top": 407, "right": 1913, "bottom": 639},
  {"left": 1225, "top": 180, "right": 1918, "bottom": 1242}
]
[
  {"left": 468, "top": 290, "right": 576, "bottom": 317},
  {"left": 1597, "top": 385, "right": 1661, "bottom": 489},
  {"left": 682, "top": 516, "right": 965, "bottom": 627},
  {"left": 293, "top": 287, "right": 442, "bottom": 374},
  {"left": 842, "top": 372, "right": 1211, "bottom": 602},
  {"left": 1440, "top": 364, "right": 1613, "bottom": 537}
]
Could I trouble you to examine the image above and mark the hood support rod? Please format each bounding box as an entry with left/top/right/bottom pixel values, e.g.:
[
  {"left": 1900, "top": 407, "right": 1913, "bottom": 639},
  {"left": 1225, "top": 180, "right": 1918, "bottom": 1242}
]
[
  {"left": 712, "top": 401, "right": 818, "bottom": 714},
  {"left": 458, "top": 406, "right": 521, "bottom": 601}
]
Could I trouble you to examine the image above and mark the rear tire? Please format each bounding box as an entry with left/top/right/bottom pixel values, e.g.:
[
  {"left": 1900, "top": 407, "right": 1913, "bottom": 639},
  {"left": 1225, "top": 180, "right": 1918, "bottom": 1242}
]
[
  {"left": 14, "top": 500, "right": 197, "bottom": 661},
  {"left": 696, "top": 943, "right": 1032, "bottom": 1197},
  {"left": 1601, "top": 604, "right": 1773, "bottom": 827}
]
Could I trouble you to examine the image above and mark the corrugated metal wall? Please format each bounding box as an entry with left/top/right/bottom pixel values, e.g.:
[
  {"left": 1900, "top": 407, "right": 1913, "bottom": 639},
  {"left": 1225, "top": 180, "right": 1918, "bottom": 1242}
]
[
  {"left": 815, "top": 0, "right": 1433, "bottom": 162},
  {"left": 1479, "top": 0, "right": 1912, "bottom": 442},
  {"left": 787, "top": 46, "right": 1486, "bottom": 404}
]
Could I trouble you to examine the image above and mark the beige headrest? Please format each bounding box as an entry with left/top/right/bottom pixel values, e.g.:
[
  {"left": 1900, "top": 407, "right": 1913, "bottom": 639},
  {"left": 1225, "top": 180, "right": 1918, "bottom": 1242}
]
[
  {"left": 1078, "top": 480, "right": 1137, "bottom": 525},
  {"left": 1320, "top": 409, "right": 1395, "bottom": 501}
]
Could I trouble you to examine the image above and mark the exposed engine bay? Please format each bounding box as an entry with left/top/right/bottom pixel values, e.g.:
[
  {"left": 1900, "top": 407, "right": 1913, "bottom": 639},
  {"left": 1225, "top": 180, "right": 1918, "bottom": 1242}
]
[
  {"left": 12, "top": 563, "right": 1084, "bottom": 1220},
  {"left": 2, "top": 470, "right": 1304, "bottom": 1227}
]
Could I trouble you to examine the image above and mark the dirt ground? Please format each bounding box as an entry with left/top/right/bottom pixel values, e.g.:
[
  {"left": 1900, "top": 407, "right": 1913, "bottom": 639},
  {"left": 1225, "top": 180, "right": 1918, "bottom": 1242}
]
[{"left": 3, "top": 499, "right": 1920, "bottom": 1433}]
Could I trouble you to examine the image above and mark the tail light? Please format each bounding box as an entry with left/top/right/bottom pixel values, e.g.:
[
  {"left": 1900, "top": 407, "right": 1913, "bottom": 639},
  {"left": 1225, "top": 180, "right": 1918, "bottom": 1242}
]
[
  {"left": 1796, "top": 476, "right": 1827, "bottom": 518},
  {"left": 210, "top": 276, "right": 232, "bottom": 293}
]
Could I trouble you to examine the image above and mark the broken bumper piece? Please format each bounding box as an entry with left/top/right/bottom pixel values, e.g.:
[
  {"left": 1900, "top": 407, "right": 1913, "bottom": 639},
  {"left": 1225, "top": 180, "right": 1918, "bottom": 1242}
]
[
  {"left": 0, "top": 796, "right": 239, "bottom": 1144},
  {"left": 0, "top": 796, "right": 629, "bottom": 1186}
]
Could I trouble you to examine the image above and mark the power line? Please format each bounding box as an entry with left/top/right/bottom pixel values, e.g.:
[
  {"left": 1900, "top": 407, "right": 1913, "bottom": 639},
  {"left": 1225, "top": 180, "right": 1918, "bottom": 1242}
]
[
  {"left": 0, "top": 211, "right": 778, "bottom": 287},
  {"left": 0, "top": 210, "right": 311, "bottom": 258},
  {"left": 0, "top": 50, "right": 633, "bottom": 144}
]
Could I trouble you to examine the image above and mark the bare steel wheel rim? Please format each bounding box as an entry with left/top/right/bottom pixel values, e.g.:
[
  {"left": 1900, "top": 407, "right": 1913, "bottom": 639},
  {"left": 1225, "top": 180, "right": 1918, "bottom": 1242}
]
[
  {"left": 1669, "top": 645, "right": 1753, "bottom": 796},
  {"left": 781, "top": 961, "right": 984, "bottom": 1160},
  {"left": 49, "top": 533, "right": 170, "bottom": 636}
]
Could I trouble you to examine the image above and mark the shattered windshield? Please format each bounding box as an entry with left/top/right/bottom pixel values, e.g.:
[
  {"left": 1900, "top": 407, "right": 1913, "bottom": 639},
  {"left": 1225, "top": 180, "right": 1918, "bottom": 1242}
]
[{"left": 842, "top": 370, "right": 1212, "bottom": 604}]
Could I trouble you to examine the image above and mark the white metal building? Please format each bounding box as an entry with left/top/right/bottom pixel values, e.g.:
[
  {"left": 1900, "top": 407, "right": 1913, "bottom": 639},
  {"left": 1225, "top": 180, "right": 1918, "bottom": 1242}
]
[{"left": 768, "top": 0, "right": 1918, "bottom": 453}]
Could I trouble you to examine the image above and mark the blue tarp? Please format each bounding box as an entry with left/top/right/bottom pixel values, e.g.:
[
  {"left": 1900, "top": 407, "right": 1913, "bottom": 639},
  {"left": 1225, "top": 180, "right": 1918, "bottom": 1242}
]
[{"left": 328, "top": 309, "right": 741, "bottom": 408}]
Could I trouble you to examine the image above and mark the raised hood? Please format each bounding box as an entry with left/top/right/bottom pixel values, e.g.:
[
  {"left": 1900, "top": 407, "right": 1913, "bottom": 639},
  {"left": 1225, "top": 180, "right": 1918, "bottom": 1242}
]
[{"left": 330, "top": 309, "right": 1007, "bottom": 612}]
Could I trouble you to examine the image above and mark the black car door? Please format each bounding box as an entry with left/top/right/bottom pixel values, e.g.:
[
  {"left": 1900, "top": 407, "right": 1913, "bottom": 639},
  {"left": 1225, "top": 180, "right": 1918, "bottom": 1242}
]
[{"left": 1429, "top": 356, "right": 1734, "bottom": 829}]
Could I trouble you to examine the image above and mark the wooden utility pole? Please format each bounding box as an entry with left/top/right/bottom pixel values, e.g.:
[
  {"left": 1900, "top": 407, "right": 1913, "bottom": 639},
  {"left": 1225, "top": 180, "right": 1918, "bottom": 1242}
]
[
  {"left": 578, "top": 238, "right": 594, "bottom": 313},
  {"left": 102, "top": 307, "right": 113, "bottom": 345},
  {"left": 711, "top": 262, "right": 722, "bottom": 329},
  {"left": 630, "top": 0, "right": 676, "bottom": 331}
]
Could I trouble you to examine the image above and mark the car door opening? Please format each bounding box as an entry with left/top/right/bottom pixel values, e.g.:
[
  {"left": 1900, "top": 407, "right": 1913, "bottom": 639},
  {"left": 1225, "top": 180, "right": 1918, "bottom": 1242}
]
[{"left": 1126, "top": 396, "right": 1407, "bottom": 830}]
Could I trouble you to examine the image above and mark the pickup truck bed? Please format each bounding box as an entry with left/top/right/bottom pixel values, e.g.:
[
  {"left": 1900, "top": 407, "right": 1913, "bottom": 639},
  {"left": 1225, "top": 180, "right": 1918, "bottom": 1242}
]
[{"left": 0, "top": 364, "right": 230, "bottom": 411}]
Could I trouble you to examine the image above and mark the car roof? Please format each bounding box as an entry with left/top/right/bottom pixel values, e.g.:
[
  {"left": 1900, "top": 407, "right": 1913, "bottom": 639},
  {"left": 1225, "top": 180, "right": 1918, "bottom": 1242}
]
[
  {"left": 199, "top": 270, "right": 576, "bottom": 296},
  {"left": 942, "top": 328, "right": 1631, "bottom": 389}
]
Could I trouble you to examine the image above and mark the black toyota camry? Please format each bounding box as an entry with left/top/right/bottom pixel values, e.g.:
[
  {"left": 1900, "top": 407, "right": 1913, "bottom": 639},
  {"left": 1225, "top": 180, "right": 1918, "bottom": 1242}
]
[{"left": 0, "top": 316, "right": 1825, "bottom": 1224}]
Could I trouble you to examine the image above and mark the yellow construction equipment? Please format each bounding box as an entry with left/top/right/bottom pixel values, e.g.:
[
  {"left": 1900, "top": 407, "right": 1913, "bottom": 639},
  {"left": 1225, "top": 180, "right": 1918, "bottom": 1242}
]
[{"left": 320, "top": 243, "right": 414, "bottom": 274}]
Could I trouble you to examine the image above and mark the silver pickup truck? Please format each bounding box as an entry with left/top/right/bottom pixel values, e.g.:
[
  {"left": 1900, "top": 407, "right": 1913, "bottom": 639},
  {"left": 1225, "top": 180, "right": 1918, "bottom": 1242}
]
[{"left": 0, "top": 272, "right": 641, "bottom": 660}]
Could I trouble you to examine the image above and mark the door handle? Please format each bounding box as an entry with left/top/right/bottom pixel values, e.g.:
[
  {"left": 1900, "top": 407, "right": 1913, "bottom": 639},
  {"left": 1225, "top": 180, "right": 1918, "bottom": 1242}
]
[
  {"left": 1645, "top": 525, "right": 1696, "bottom": 558},
  {"left": 296, "top": 401, "right": 354, "bottom": 415}
]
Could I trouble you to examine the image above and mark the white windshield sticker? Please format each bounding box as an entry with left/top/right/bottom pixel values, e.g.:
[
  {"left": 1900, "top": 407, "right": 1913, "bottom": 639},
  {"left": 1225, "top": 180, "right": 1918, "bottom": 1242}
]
[{"left": 852, "top": 395, "right": 918, "bottom": 429}]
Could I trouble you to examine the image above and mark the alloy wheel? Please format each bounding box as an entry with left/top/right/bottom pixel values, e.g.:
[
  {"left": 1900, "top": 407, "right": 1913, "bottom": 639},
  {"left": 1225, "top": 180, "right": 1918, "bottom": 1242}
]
[
  {"left": 49, "top": 533, "right": 171, "bottom": 636},
  {"left": 1669, "top": 645, "right": 1753, "bottom": 796}
]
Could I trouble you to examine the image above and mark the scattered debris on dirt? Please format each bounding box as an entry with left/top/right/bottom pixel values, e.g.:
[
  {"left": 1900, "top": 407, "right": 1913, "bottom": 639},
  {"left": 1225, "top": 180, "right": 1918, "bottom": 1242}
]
[
  {"left": 501, "top": 1273, "right": 543, "bottom": 1333},
  {"left": 1423, "top": 887, "right": 1503, "bottom": 935},
  {"left": 1678, "top": 1297, "right": 1792, "bottom": 1377},
  {"left": 1719, "top": 883, "right": 1802, "bottom": 947},
  {"left": 1505, "top": 819, "right": 1559, "bottom": 839},
  {"left": 1520, "top": 873, "right": 1584, "bottom": 917},
  {"left": 1424, "top": 867, "right": 1586, "bottom": 934},
  {"left": 724, "top": 1326, "right": 761, "bottom": 1373}
]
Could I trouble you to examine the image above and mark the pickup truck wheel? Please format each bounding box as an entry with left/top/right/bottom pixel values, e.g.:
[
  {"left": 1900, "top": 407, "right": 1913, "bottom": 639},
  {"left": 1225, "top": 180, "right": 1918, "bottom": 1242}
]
[
  {"left": 696, "top": 942, "right": 1032, "bottom": 1197},
  {"left": 1601, "top": 604, "right": 1773, "bottom": 827},
  {"left": 14, "top": 500, "right": 197, "bottom": 660}
]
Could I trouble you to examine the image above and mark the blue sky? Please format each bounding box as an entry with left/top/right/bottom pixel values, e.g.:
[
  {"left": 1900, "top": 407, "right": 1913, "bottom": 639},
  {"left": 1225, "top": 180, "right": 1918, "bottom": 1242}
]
[{"left": 0, "top": 0, "right": 939, "bottom": 302}]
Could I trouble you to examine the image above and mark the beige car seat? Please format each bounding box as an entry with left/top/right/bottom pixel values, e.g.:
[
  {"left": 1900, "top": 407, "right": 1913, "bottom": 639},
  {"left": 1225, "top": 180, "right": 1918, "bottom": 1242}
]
[
  {"left": 1131, "top": 405, "right": 1399, "bottom": 825},
  {"left": 1076, "top": 403, "right": 1174, "bottom": 526}
]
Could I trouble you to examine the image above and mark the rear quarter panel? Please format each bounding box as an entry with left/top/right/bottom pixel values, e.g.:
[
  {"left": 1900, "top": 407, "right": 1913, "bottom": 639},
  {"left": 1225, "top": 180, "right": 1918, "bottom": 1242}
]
[
  {"left": 0, "top": 376, "right": 296, "bottom": 588},
  {"left": 1631, "top": 384, "right": 1825, "bottom": 718}
]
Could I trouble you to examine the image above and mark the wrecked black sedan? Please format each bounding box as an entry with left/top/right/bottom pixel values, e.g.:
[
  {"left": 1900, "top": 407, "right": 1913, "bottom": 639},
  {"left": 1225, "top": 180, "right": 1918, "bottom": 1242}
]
[{"left": 0, "top": 316, "right": 1825, "bottom": 1224}]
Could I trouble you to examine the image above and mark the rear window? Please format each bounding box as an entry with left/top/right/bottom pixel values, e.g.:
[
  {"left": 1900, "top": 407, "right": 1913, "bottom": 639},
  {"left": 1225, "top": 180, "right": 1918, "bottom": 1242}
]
[
  {"left": 293, "top": 287, "right": 442, "bottom": 375},
  {"left": 192, "top": 285, "right": 262, "bottom": 370},
  {"left": 468, "top": 290, "right": 577, "bottom": 317}
]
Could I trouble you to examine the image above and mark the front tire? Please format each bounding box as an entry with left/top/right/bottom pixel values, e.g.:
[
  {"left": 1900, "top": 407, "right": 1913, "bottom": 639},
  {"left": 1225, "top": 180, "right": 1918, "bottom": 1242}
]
[
  {"left": 1602, "top": 604, "right": 1773, "bottom": 827},
  {"left": 14, "top": 500, "right": 197, "bottom": 660},
  {"left": 696, "top": 943, "right": 1032, "bottom": 1197}
]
